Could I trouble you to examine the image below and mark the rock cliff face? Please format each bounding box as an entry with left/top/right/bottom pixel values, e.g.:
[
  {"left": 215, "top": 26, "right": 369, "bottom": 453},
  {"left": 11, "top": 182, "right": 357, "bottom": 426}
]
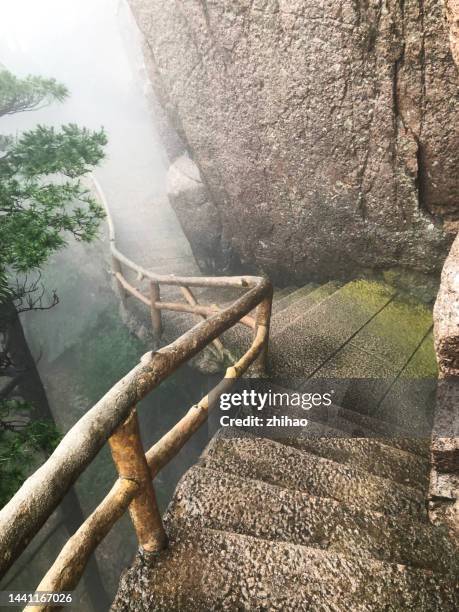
[
  {"left": 430, "top": 235, "right": 459, "bottom": 540},
  {"left": 429, "top": 4, "right": 459, "bottom": 541},
  {"left": 167, "top": 154, "right": 238, "bottom": 273},
  {"left": 129, "top": 0, "right": 458, "bottom": 282},
  {"left": 446, "top": 0, "right": 459, "bottom": 66},
  {"left": 434, "top": 234, "right": 459, "bottom": 377}
]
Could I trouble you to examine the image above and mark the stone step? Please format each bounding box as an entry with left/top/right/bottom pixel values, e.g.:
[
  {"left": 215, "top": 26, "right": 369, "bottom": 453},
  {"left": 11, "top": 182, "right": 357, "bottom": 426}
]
[
  {"left": 271, "top": 282, "right": 318, "bottom": 315},
  {"left": 269, "top": 280, "right": 396, "bottom": 377},
  {"left": 369, "top": 331, "right": 437, "bottom": 434},
  {"left": 318, "top": 299, "right": 434, "bottom": 418},
  {"left": 335, "top": 377, "right": 435, "bottom": 440},
  {"left": 112, "top": 527, "right": 458, "bottom": 611},
  {"left": 200, "top": 433, "right": 427, "bottom": 519},
  {"left": 168, "top": 466, "right": 458, "bottom": 574},
  {"left": 375, "top": 380, "right": 436, "bottom": 437},
  {"left": 304, "top": 402, "right": 431, "bottom": 457},
  {"left": 251, "top": 384, "right": 431, "bottom": 457},
  {"left": 218, "top": 284, "right": 327, "bottom": 363},
  {"left": 271, "top": 281, "right": 341, "bottom": 335},
  {"left": 225, "top": 399, "right": 428, "bottom": 486},
  {"left": 346, "top": 297, "right": 433, "bottom": 373},
  {"left": 273, "top": 286, "right": 296, "bottom": 301},
  {"left": 275, "top": 435, "right": 429, "bottom": 488}
]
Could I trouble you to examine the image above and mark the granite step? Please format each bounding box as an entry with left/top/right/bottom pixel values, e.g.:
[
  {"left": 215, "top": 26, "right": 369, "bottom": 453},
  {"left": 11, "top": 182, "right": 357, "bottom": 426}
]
[
  {"left": 274, "top": 435, "right": 429, "bottom": 488},
  {"left": 304, "top": 402, "right": 431, "bottom": 457},
  {"left": 271, "top": 282, "right": 318, "bottom": 315},
  {"left": 271, "top": 281, "right": 341, "bottom": 335},
  {"left": 317, "top": 295, "right": 433, "bottom": 381},
  {"left": 112, "top": 527, "right": 458, "bottom": 611},
  {"left": 368, "top": 331, "right": 437, "bottom": 434},
  {"left": 200, "top": 433, "right": 427, "bottom": 519},
  {"left": 307, "top": 404, "right": 431, "bottom": 456},
  {"left": 324, "top": 365, "right": 433, "bottom": 434},
  {"left": 272, "top": 286, "right": 296, "bottom": 301},
  {"left": 249, "top": 384, "right": 431, "bottom": 457},
  {"left": 168, "top": 465, "right": 457, "bottom": 574},
  {"left": 219, "top": 414, "right": 428, "bottom": 487},
  {"left": 311, "top": 296, "right": 436, "bottom": 435},
  {"left": 219, "top": 284, "right": 329, "bottom": 362},
  {"left": 269, "top": 280, "right": 396, "bottom": 377}
]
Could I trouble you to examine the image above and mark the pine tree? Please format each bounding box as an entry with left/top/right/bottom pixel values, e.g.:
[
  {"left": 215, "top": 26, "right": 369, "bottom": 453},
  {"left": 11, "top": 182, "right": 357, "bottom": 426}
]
[{"left": 0, "top": 68, "right": 107, "bottom": 505}]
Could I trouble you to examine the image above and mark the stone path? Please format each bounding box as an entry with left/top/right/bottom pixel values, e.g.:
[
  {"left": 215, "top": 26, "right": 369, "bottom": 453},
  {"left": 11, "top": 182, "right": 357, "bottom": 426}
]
[
  {"left": 96, "top": 158, "right": 198, "bottom": 278},
  {"left": 111, "top": 280, "right": 459, "bottom": 610}
]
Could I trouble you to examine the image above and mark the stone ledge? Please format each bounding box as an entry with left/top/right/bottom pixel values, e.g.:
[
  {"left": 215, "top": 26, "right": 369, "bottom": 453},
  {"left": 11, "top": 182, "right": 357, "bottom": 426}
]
[
  {"left": 430, "top": 233, "right": 459, "bottom": 539},
  {"left": 433, "top": 233, "right": 459, "bottom": 377}
]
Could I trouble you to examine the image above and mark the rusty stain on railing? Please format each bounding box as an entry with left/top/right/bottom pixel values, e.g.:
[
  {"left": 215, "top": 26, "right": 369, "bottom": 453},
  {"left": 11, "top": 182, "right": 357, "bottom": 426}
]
[{"left": 0, "top": 175, "right": 273, "bottom": 610}]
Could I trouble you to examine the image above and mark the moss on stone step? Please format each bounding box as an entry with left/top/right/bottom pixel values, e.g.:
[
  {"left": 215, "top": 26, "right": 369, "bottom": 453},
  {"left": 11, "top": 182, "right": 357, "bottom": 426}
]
[{"left": 270, "top": 280, "right": 397, "bottom": 377}]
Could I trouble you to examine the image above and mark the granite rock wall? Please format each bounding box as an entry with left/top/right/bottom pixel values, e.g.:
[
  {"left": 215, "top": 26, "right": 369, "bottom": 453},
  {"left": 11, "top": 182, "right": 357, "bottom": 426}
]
[{"left": 129, "top": 0, "right": 459, "bottom": 281}]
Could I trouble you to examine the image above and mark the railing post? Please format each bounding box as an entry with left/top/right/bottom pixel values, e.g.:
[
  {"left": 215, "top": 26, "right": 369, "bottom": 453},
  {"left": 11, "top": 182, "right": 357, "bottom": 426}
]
[
  {"left": 109, "top": 408, "right": 167, "bottom": 553},
  {"left": 251, "top": 286, "right": 273, "bottom": 377},
  {"left": 180, "top": 285, "right": 225, "bottom": 360},
  {"left": 150, "top": 281, "right": 163, "bottom": 337},
  {"left": 111, "top": 255, "right": 127, "bottom": 307}
]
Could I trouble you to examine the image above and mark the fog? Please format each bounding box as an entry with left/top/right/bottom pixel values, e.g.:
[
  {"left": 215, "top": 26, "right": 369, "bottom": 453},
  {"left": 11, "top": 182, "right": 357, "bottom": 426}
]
[
  {"left": 0, "top": 2, "right": 205, "bottom": 609},
  {"left": 1, "top": 0, "right": 169, "bottom": 207}
]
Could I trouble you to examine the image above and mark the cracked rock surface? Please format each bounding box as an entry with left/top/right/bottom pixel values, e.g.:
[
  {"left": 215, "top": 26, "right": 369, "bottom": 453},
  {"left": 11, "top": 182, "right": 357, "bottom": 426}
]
[{"left": 128, "top": 0, "right": 458, "bottom": 281}]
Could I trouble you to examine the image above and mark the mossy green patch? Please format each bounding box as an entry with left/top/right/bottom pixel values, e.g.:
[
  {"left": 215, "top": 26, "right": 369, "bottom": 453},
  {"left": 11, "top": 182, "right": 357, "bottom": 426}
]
[
  {"left": 401, "top": 331, "right": 437, "bottom": 379},
  {"left": 337, "top": 279, "right": 436, "bottom": 377},
  {"left": 382, "top": 268, "right": 439, "bottom": 304}
]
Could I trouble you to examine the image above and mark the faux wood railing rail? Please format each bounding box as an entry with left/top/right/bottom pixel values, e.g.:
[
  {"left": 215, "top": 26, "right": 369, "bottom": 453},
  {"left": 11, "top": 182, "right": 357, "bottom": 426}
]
[{"left": 0, "top": 176, "right": 273, "bottom": 610}]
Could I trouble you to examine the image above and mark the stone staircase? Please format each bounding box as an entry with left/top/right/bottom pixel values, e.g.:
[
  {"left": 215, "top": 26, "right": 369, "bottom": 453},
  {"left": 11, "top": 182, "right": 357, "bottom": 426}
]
[{"left": 112, "top": 279, "right": 458, "bottom": 610}]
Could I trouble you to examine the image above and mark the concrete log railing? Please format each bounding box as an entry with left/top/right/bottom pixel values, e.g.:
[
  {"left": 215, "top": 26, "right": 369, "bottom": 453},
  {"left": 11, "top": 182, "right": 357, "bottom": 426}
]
[{"left": 0, "top": 176, "right": 273, "bottom": 610}]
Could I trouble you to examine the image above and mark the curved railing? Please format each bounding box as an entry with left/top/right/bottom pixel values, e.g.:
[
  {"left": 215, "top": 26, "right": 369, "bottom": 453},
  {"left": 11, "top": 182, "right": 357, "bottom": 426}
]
[
  {"left": 0, "top": 176, "right": 273, "bottom": 609},
  {"left": 93, "top": 175, "right": 257, "bottom": 361}
]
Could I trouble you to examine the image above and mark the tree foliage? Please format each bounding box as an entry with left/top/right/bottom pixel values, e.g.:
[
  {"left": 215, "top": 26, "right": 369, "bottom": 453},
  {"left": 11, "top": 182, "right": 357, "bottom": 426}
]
[
  {"left": 0, "top": 69, "right": 107, "bottom": 300},
  {"left": 0, "top": 399, "right": 61, "bottom": 507},
  {"left": 0, "top": 69, "right": 68, "bottom": 117},
  {"left": 0, "top": 124, "right": 107, "bottom": 280},
  {"left": 0, "top": 68, "right": 107, "bottom": 505}
]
